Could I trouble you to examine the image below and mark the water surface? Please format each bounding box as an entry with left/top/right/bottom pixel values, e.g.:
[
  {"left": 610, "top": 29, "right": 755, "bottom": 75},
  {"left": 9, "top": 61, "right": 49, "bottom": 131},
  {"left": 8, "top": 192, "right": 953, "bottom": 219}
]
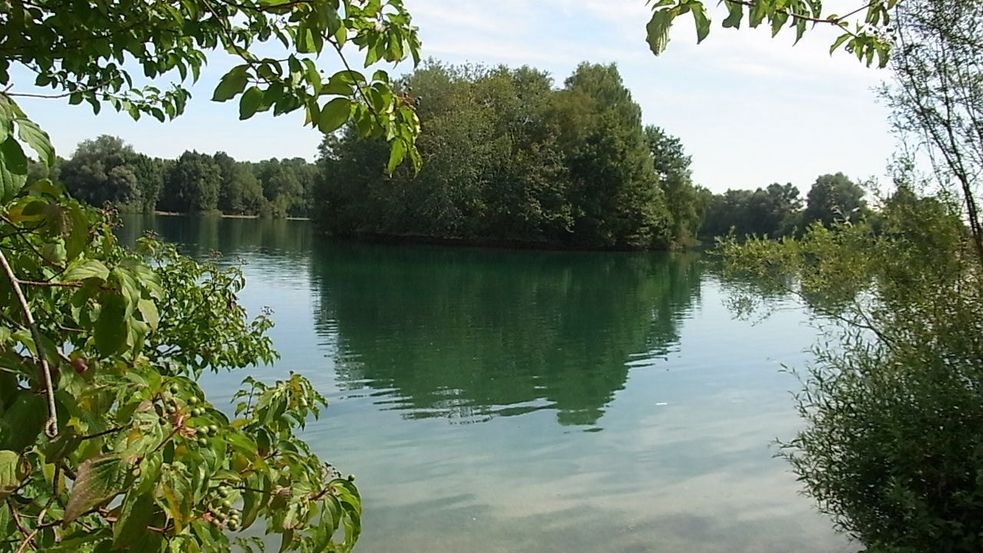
[{"left": 122, "top": 214, "right": 853, "bottom": 553}]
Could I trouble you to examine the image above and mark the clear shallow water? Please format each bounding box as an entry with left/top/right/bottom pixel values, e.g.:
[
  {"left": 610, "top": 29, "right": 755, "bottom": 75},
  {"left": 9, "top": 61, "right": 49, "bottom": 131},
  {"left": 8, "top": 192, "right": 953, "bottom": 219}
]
[{"left": 121, "top": 214, "right": 854, "bottom": 553}]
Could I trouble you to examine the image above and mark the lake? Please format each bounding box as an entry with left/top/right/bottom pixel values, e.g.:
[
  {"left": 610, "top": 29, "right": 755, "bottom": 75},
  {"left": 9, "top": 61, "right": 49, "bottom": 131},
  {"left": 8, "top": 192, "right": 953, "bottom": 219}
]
[{"left": 120, "top": 214, "right": 854, "bottom": 553}]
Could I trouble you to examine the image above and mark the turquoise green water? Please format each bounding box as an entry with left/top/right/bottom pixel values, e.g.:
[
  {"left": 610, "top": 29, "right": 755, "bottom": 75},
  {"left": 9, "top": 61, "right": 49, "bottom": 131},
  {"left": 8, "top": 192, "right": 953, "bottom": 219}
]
[{"left": 121, "top": 214, "right": 853, "bottom": 553}]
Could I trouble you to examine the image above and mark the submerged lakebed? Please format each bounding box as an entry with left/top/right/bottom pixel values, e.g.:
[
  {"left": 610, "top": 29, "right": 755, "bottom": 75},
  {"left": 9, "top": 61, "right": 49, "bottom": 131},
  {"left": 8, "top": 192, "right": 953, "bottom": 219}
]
[{"left": 120, "top": 213, "right": 853, "bottom": 553}]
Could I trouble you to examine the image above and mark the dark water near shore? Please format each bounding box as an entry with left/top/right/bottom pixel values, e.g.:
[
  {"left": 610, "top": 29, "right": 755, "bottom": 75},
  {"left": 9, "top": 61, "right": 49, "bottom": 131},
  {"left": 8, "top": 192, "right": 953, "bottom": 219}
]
[{"left": 121, "top": 213, "right": 853, "bottom": 553}]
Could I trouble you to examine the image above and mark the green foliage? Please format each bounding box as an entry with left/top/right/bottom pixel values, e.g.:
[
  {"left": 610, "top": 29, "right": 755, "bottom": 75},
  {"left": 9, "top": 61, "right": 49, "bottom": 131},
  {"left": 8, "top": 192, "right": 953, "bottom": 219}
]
[
  {"left": 0, "top": 183, "right": 362, "bottom": 552},
  {"left": 59, "top": 136, "right": 162, "bottom": 213},
  {"left": 0, "top": 0, "right": 426, "bottom": 550},
  {"left": 884, "top": 0, "right": 983, "bottom": 262},
  {"left": 803, "top": 172, "right": 867, "bottom": 227},
  {"left": 718, "top": 185, "right": 983, "bottom": 552},
  {"left": 55, "top": 140, "right": 319, "bottom": 218},
  {"left": 645, "top": 0, "right": 898, "bottom": 68},
  {"left": 161, "top": 151, "right": 223, "bottom": 213},
  {"left": 253, "top": 158, "right": 319, "bottom": 218},
  {"left": 645, "top": 125, "right": 704, "bottom": 246},
  {"left": 318, "top": 61, "right": 680, "bottom": 249},
  {"left": 703, "top": 182, "right": 803, "bottom": 238},
  {"left": 0, "top": 0, "right": 422, "bottom": 177}
]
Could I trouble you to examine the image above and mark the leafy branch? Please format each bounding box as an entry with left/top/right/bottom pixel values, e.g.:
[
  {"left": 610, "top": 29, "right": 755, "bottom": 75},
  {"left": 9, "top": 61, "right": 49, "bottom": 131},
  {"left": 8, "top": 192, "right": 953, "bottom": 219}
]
[{"left": 0, "top": 249, "right": 58, "bottom": 438}]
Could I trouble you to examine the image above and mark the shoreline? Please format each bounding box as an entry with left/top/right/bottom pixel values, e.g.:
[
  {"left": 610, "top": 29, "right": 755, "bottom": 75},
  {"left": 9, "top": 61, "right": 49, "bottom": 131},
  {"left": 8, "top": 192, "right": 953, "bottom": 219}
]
[
  {"left": 144, "top": 212, "right": 702, "bottom": 252},
  {"left": 320, "top": 231, "right": 698, "bottom": 253},
  {"left": 151, "top": 210, "right": 311, "bottom": 221}
]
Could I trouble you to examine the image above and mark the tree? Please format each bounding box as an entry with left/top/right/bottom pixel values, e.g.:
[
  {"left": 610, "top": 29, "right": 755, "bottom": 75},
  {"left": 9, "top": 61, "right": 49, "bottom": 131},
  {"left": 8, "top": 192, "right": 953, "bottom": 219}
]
[
  {"left": 554, "top": 63, "right": 671, "bottom": 248},
  {"left": 803, "top": 172, "right": 867, "bottom": 226},
  {"left": 645, "top": 125, "right": 702, "bottom": 244},
  {"left": 161, "top": 151, "right": 222, "bottom": 213},
  {"left": 253, "top": 158, "right": 319, "bottom": 218},
  {"left": 701, "top": 182, "right": 802, "bottom": 238},
  {"left": 718, "top": 188, "right": 982, "bottom": 552},
  {"left": 701, "top": 1, "right": 983, "bottom": 550},
  {"left": 130, "top": 155, "right": 165, "bottom": 213},
  {"left": 59, "top": 135, "right": 142, "bottom": 209},
  {"left": 214, "top": 152, "right": 246, "bottom": 215},
  {"left": 885, "top": 0, "right": 983, "bottom": 263},
  {"left": 317, "top": 61, "right": 676, "bottom": 249},
  {"left": 0, "top": 0, "right": 423, "bottom": 551}
]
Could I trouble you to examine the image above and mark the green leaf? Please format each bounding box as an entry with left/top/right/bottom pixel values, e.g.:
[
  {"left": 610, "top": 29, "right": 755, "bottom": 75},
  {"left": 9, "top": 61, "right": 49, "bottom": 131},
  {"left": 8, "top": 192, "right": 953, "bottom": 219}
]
[
  {"left": 748, "top": 0, "right": 769, "bottom": 27},
  {"left": 94, "top": 294, "right": 128, "bottom": 356},
  {"left": 113, "top": 491, "right": 157, "bottom": 549},
  {"left": 0, "top": 393, "right": 46, "bottom": 451},
  {"left": 321, "top": 78, "right": 354, "bottom": 96},
  {"left": 302, "top": 59, "right": 322, "bottom": 94},
  {"left": 16, "top": 118, "right": 54, "bottom": 166},
  {"left": 0, "top": 99, "right": 11, "bottom": 145},
  {"left": 65, "top": 204, "right": 90, "bottom": 261},
  {"left": 239, "top": 86, "right": 264, "bottom": 120},
  {"left": 160, "top": 467, "right": 193, "bottom": 532},
  {"left": 646, "top": 8, "right": 677, "bottom": 56},
  {"left": 137, "top": 298, "right": 160, "bottom": 331},
  {"left": 318, "top": 98, "right": 352, "bottom": 133},
  {"left": 830, "top": 32, "right": 852, "bottom": 55},
  {"left": 0, "top": 135, "right": 29, "bottom": 201},
  {"left": 62, "top": 259, "right": 110, "bottom": 282},
  {"left": 689, "top": 2, "right": 710, "bottom": 43},
  {"left": 0, "top": 450, "right": 30, "bottom": 501},
  {"left": 212, "top": 69, "right": 249, "bottom": 102},
  {"left": 41, "top": 426, "right": 81, "bottom": 464},
  {"left": 386, "top": 138, "right": 406, "bottom": 174},
  {"left": 65, "top": 455, "right": 127, "bottom": 522},
  {"left": 771, "top": 10, "right": 789, "bottom": 37},
  {"left": 722, "top": 0, "right": 743, "bottom": 28}
]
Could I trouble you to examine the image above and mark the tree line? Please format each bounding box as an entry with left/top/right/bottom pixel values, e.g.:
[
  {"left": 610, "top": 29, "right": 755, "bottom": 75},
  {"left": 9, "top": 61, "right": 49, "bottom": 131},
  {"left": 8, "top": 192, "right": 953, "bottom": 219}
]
[
  {"left": 702, "top": 172, "right": 867, "bottom": 239},
  {"left": 32, "top": 135, "right": 319, "bottom": 217},
  {"left": 43, "top": 63, "right": 868, "bottom": 245},
  {"left": 317, "top": 61, "right": 703, "bottom": 249},
  {"left": 316, "top": 61, "right": 866, "bottom": 249}
]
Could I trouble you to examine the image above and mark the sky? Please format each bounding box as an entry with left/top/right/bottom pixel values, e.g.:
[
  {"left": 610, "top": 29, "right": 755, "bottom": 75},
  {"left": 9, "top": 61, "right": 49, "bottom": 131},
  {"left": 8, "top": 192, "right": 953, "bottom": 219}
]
[{"left": 15, "top": 0, "right": 896, "bottom": 193}]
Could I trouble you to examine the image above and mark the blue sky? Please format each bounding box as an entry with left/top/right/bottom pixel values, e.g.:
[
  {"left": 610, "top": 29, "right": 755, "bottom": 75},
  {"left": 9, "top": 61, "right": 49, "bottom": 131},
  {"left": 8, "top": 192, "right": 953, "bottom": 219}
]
[{"left": 15, "top": 0, "right": 894, "bottom": 193}]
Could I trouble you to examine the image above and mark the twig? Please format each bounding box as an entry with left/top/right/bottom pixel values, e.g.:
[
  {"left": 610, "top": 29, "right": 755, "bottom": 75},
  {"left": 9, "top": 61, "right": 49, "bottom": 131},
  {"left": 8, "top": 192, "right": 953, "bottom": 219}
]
[
  {"left": 18, "top": 280, "right": 83, "bottom": 288},
  {"left": 0, "top": 249, "right": 58, "bottom": 438}
]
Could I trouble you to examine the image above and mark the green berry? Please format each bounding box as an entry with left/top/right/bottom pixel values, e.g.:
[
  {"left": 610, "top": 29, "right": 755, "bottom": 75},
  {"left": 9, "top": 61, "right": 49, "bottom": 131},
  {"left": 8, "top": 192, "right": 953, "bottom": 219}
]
[
  {"left": 168, "top": 384, "right": 179, "bottom": 394},
  {"left": 197, "top": 437, "right": 208, "bottom": 447},
  {"left": 221, "top": 499, "right": 232, "bottom": 509},
  {"left": 166, "top": 404, "right": 177, "bottom": 414},
  {"left": 208, "top": 424, "right": 218, "bottom": 435},
  {"left": 228, "top": 520, "right": 240, "bottom": 531},
  {"left": 192, "top": 407, "right": 204, "bottom": 416},
  {"left": 218, "top": 486, "right": 231, "bottom": 498},
  {"left": 188, "top": 396, "right": 199, "bottom": 406}
]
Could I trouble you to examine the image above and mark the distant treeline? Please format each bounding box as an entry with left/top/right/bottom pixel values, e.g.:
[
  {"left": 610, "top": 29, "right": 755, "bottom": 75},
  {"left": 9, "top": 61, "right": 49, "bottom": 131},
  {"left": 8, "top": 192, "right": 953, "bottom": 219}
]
[
  {"left": 30, "top": 136, "right": 317, "bottom": 218},
  {"left": 703, "top": 172, "right": 868, "bottom": 239},
  {"left": 41, "top": 61, "right": 869, "bottom": 245}
]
